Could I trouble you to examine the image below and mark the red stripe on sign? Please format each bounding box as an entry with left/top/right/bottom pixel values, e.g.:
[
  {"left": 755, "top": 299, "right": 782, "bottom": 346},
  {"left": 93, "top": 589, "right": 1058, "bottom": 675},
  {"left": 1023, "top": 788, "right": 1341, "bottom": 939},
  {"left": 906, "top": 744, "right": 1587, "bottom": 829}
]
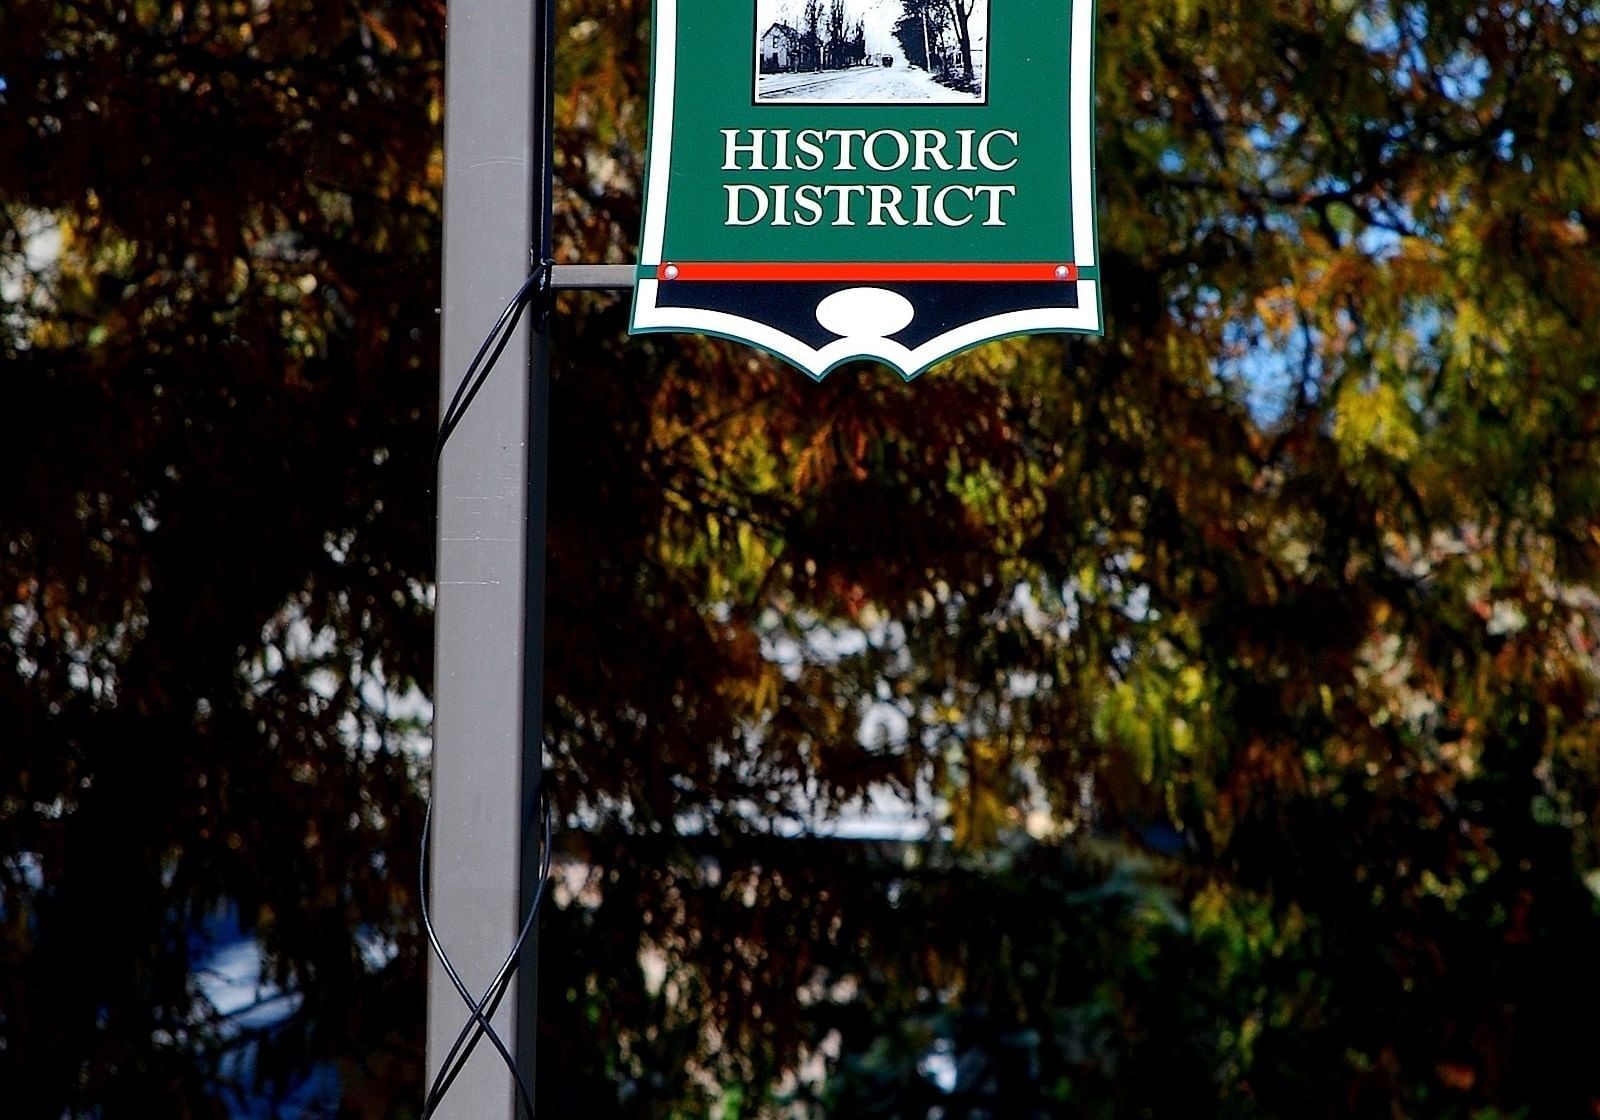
[{"left": 656, "top": 262, "right": 1078, "bottom": 283}]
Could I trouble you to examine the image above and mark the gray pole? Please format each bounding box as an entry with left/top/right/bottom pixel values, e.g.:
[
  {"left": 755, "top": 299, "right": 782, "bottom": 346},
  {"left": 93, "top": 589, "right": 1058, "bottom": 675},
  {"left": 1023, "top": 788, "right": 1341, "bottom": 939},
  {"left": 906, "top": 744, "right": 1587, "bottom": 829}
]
[{"left": 428, "top": 0, "right": 552, "bottom": 1112}]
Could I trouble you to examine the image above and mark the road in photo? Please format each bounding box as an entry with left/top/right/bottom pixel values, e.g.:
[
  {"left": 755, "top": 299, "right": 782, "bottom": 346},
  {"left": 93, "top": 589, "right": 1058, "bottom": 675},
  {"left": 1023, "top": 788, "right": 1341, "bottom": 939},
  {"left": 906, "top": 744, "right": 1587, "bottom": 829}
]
[
  {"left": 758, "top": 63, "right": 971, "bottom": 103},
  {"left": 754, "top": 0, "right": 988, "bottom": 104}
]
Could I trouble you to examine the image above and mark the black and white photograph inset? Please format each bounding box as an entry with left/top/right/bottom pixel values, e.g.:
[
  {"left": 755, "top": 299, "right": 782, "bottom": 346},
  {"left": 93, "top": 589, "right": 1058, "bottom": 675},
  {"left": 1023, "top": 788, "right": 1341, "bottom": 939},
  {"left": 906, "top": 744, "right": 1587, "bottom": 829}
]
[{"left": 754, "top": 0, "right": 989, "bottom": 104}]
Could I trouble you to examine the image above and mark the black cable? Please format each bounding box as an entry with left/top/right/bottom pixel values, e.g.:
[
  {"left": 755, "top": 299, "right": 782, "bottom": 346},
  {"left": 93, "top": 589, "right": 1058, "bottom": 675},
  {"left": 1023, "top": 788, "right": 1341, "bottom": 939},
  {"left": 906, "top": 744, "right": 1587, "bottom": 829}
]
[
  {"left": 434, "top": 268, "right": 547, "bottom": 459},
  {"left": 420, "top": 789, "right": 551, "bottom": 1117},
  {"left": 419, "top": 263, "right": 553, "bottom": 1119}
]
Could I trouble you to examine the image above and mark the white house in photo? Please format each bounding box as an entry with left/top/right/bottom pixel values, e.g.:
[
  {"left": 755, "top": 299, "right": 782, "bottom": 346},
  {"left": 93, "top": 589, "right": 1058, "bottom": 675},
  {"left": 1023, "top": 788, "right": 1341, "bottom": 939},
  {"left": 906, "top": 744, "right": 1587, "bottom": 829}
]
[{"left": 759, "top": 22, "right": 801, "bottom": 72}]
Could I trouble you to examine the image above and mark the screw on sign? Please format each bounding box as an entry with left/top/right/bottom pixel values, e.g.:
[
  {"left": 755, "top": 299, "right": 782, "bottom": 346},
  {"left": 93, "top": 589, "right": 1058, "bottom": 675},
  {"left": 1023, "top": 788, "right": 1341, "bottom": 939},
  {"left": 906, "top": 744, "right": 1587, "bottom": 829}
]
[{"left": 632, "top": 0, "right": 1101, "bottom": 379}]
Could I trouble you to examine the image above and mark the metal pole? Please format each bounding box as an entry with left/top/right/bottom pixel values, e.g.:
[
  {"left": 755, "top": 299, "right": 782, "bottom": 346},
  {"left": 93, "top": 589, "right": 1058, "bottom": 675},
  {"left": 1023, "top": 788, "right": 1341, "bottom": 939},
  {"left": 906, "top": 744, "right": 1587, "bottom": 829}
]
[
  {"left": 518, "top": 0, "right": 556, "bottom": 1095},
  {"left": 428, "top": 0, "right": 550, "bottom": 1112}
]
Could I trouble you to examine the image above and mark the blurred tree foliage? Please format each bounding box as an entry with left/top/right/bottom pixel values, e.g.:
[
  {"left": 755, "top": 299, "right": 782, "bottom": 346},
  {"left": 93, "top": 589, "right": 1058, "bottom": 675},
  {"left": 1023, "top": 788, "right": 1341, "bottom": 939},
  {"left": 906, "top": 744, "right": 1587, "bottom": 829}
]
[{"left": 4, "top": 0, "right": 1600, "bottom": 1116}]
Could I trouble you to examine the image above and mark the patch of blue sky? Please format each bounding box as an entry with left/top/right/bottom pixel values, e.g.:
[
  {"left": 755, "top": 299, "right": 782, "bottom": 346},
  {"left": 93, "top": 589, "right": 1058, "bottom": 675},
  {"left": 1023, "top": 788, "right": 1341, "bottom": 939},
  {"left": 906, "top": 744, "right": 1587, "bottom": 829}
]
[
  {"left": 1350, "top": 0, "right": 1427, "bottom": 86},
  {"left": 1215, "top": 312, "right": 1323, "bottom": 426},
  {"left": 1217, "top": 282, "right": 1449, "bottom": 428},
  {"left": 1353, "top": 0, "right": 1494, "bottom": 108},
  {"left": 1358, "top": 224, "right": 1404, "bottom": 261},
  {"left": 1349, "top": 1, "right": 1403, "bottom": 53},
  {"left": 1403, "top": 303, "right": 1448, "bottom": 417},
  {"left": 0, "top": 850, "right": 44, "bottom": 927},
  {"left": 191, "top": 907, "right": 343, "bottom": 1118},
  {"left": 1437, "top": 50, "right": 1490, "bottom": 102},
  {"left": 1243, "top": 124, "right": 1286, "bottom": 182},
  {"left": 919, "top": 1039, "right": 959, "bottom": 1092}
]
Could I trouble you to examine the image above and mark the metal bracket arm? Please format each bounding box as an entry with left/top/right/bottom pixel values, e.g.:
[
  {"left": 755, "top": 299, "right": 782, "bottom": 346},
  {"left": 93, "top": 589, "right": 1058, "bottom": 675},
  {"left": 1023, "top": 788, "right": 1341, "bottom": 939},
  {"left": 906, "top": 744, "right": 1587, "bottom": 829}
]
[{"left": 547, "top": 263, "right": 637, "bottom": 291}]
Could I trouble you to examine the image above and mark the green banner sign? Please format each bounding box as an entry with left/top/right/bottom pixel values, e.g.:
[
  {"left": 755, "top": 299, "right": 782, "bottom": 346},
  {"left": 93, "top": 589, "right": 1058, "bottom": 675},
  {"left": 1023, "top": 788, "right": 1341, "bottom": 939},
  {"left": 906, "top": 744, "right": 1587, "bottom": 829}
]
[{"left": 631, "top": 0, "right": 1100, "bottom": 379}]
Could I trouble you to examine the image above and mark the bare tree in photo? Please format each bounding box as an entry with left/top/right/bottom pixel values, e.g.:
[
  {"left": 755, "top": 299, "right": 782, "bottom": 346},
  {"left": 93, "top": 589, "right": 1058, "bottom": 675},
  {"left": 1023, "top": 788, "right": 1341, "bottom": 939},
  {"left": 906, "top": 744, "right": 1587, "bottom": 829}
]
[
  {"left": 891, "top": 0, "right": 948, "bottom": 73},
  {"left": 937, "top": 0, "right": 976, "bottom": 83},
  {"left": 803, "top": 0, "right": 824, "bottom": 71},
  {"left": 891, "top": 0, "right": 980, "bottom": 85},
  {"left": 826, "top": 0, "right": 847, "bottom": 69}
]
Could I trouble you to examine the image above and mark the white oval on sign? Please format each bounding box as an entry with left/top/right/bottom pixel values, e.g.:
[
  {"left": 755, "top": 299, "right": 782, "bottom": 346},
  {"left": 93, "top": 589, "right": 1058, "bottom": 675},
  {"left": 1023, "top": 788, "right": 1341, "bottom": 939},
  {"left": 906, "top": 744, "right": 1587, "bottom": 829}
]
[{"left": 814, "top": 287, "right": 915, "bottom": 339}]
